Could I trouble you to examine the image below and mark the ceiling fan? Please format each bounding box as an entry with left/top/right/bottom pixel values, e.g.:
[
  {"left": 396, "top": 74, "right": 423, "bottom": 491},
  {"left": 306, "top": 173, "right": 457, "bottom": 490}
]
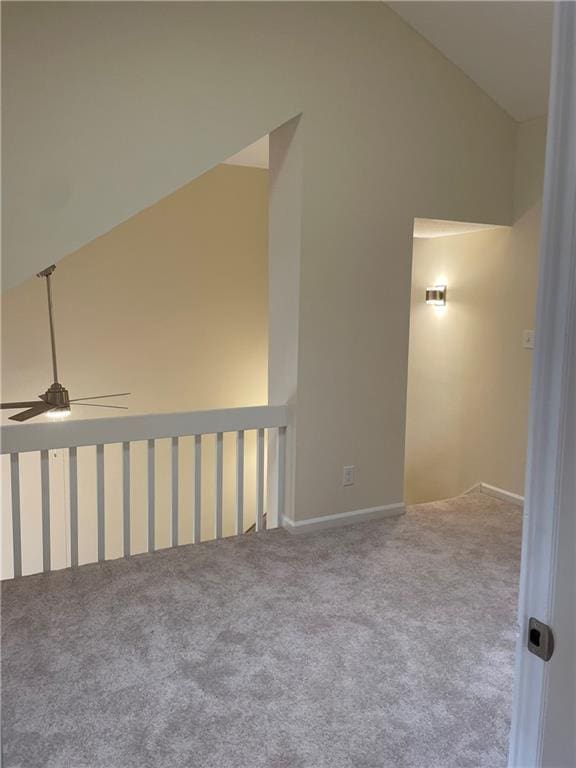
[{"left": 2, "top": 265, "right": 130, "bottom": 422}]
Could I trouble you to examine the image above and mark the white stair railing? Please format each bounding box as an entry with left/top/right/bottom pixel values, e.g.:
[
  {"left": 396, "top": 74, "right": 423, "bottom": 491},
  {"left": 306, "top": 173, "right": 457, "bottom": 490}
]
[{"left": 1, "top": 406, "right": 288, "bottom": 579}]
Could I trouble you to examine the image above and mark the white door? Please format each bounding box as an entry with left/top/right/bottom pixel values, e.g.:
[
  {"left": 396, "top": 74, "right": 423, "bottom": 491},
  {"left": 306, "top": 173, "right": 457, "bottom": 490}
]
[{"left": 508, "top": 3, "right": 576, "bottom": 766}]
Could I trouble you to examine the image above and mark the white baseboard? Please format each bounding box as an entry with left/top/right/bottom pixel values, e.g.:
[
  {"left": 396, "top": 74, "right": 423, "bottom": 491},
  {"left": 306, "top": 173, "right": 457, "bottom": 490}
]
[
  {"left": 282, "top": 502, "right": 405, "bottom": 534},
  {"left": 465, "top": 482, "right": 524, "bottom": 507}
]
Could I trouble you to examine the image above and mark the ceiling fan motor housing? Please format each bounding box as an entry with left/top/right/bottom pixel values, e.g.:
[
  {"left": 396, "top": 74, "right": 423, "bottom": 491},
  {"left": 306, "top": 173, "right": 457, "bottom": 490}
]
[{"left": 42, "top": 383, "right": 70, "bottom": 408}]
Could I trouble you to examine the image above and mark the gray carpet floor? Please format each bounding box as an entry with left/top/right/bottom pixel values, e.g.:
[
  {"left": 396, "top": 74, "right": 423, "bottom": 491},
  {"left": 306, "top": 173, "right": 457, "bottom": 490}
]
[{"left": 2, "top": 492, "right": 522, "bottom": 768}]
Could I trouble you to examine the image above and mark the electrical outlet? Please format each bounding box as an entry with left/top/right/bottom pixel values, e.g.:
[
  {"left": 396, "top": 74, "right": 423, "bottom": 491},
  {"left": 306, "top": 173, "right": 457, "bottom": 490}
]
[
  {"left": 343, "top": 465, "right": 355, "bottom": 486},
  {"left": 523, "top": 329, "right": 535, "bottom": 350}
]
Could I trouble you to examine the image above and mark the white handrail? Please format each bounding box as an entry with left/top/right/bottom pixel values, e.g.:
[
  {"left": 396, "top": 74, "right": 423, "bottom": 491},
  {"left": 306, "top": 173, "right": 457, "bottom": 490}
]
[{"left": 0, "top": 405, "right": 289, "bottom": 454}]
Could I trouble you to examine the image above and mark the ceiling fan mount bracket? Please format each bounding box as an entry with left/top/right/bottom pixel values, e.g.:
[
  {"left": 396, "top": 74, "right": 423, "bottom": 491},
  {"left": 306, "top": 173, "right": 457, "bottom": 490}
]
[{"left": 36, "top": 265, "right": 56, "bottom": 279}]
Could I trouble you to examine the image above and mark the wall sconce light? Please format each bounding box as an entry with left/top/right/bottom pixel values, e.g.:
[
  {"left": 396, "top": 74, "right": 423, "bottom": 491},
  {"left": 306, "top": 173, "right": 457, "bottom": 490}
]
[{"left": 425, "top": 285, "right": 447, "bottom": 306}]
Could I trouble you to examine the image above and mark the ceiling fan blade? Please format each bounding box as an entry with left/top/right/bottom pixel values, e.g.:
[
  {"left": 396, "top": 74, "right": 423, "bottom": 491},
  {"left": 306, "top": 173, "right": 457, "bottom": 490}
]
[
  {"left": 69, "top": 393, "right": 131, "bottom": 402},
  {"left": 72, "top": 403, "right": 128, "bottom": 410},
  {"left": 1, "top": 401, "right": 42, "bottom": 409},
  {"left": 9, "top": 402, "right": 54, "bottom": 422}
]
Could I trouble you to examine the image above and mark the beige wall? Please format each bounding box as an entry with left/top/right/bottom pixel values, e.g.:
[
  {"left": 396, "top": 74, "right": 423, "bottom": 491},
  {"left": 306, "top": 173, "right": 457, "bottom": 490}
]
[
  {"left": 1, "top": 164, "right": 268, "bottom": 576},
  {"left": 2, "top": 164, "right": 268, "bottom": 419},
  {"left": 3, "top": 3, "right": 518, "bottom": 527},
  {"left": 405, "top": 118, "right": 546, "bottom": 504}
]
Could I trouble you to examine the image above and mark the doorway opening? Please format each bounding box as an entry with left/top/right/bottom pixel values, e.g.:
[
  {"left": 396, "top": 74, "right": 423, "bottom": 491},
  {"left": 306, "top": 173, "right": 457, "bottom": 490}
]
[
  {"left": 402, "top": 214, "right": 541, "bottom": 762},
  {"left": 404, "top": 216, "right": 535, "bottom": 508}
]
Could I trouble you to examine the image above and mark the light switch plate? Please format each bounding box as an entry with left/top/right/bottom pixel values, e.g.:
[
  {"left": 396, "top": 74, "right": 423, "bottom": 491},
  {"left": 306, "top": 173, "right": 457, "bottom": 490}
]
[
  {"left": 343, "top": 465, "right": 355, "bottom": 486},
  {"left": 523, "top": 330, "right": 535, "bottom": 349}
]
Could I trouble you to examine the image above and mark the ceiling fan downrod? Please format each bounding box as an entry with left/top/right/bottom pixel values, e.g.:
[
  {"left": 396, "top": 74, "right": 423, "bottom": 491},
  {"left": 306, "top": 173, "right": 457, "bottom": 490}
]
[
  {"left": 37, "top": 265, "right": 60, "bottom": 386},
  {"left": 37, "top": 264, "right": 70, "bottom": 415},
  {"left": 36, "top": 265, "right": 71, "bottom": 411}
]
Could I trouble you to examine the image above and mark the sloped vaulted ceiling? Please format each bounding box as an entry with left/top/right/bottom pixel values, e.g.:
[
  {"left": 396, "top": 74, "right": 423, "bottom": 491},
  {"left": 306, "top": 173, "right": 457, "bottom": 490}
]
[
  {"left": 2, "top": 2, "right": 517, "bottom": 290},
  {"left": 388, "top": 1, "right": 552, "bottom": 122}
]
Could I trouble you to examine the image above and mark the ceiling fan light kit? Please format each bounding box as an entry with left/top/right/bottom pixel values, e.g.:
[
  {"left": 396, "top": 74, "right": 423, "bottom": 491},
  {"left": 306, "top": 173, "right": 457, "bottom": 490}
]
[
  {"left": 46, "top": 406, "right": 72, "bottom": 419},
  {"left": 2, "top": 265, "right": 131, "bottom": 422}
]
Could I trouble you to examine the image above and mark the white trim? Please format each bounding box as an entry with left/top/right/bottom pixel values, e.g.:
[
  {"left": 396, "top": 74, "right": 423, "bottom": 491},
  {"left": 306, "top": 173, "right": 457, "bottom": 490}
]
[
  {"left": 282, "top": 503, "right": 405, "bottom": 534},
  {"left": 0, "top": 405, "right": 289, "bottom": 454},
  {"left": 509, "top": 4, "right": 576, "bottom": 766},
  {"left": 479, "top": 483, "right": 524, "bottom": 507},
  {"left": 267, "top": 114, "right": 303, "bottom": 528},
  {"left": 465, "top": 482, "right": 524, "bottom": 507},
  {"left": 463, "top": 482, "right": 483, "bottom": 497}
]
